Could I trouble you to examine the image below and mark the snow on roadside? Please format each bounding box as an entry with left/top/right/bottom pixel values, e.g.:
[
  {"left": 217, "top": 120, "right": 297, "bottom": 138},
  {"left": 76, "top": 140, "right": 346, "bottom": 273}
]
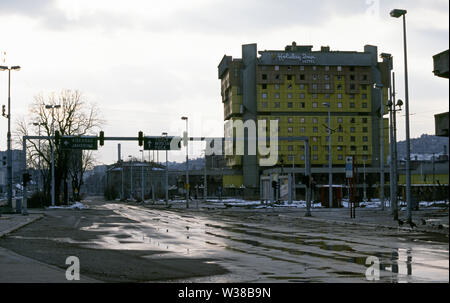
[{"left": 47, "top": 202, "right": 88, "bottom": 210}]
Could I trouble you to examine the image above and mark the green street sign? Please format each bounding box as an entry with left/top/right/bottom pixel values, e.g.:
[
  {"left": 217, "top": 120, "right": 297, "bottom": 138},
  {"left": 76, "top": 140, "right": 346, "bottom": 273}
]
[
  {"left": 61, "top": 136, "right": 98, "bottom": 150},
  {"left": 144, "top": 136, "right": 181, "bottom": 150}
]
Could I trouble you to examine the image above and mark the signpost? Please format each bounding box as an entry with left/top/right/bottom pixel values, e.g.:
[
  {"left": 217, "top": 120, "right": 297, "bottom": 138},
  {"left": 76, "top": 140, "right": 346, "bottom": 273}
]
[
  {"left": 144, "top": 136, "right": 181, "bottom": 151},
  {"left": 61, "top": 136, "right": 98, "bottom": 150},
  {"left": 346, "top": 156, "right": 356, "bottom": 218}
]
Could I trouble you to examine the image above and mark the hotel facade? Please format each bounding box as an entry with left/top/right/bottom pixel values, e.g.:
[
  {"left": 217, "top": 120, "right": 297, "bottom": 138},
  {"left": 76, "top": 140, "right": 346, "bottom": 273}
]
[{"left": 218, "top": 42, "right": 391, "bottom": 196}]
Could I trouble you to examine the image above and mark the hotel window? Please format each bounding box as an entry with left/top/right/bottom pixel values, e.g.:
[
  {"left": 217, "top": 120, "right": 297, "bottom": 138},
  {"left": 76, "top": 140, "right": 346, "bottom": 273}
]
[
  {"left": 313, "top": 145, "right": 318, "bottom": 151},
  {"left": 313, "top": 127, "right": 318, "bottom": 133},
  {"left": 288, "top": 145, "right": 293, "bottom": 151},
  {"left": 300, "top": 102, "right": 305, "bottom": 108},
  {"left": 312, "top": 94, "right": 318, "bottom": 99},
  {"left": 288, "top": 155, "right": 294, "bottom": 161},
  {"left": 312, "top": 136, "right": 318, "bottom": 142},
  {"left": 350, "top": 118, "right": 355, "bottom": 123},
  {"left": 300, "top": 66, "right": 305, "bottom": 71},
  {"left": 312, "top": 102, "right": 318, "bottom": 108},
  {"left": 287, "top": 83, "right": 293, "bottom": 89},
  {"left": 300, "top": 74, "right": 305, "bottom": 80},
  {"left": 300, "top": 127, "right": 305, "bottom": 133},
  {"left": 337, "top": 102, "right": 343, "bottom": 108},
  {"left": 363, "top": 136, "right": 368, "bottom": 142},
  {"left": 275, "top": 102, "right": 280, "bottom": 108},
  {"left": 274, "top": 84, "right": 280, "bottom": 90},
  {"left": 337, "top": 66, "right": 342, "bottom": 71},
  {"left": 338, "top": 136, "right": 343, "bottom": 142},
  {"left": 350, "top": 136, "right": 356, "bottom": 142},
  {"left": 313, "top": 117, "right": 318, "bottom": 123},
  {"left": 262, "top": 93, "right": 268, "bottom": 99},
  {"left": 350, "top": 66, "right": 355, "bottom": 71},
  {"left": 325, "top": 84, "right": 330, "bottom": 90},
  {"left": 325, "top": 93, "right": 330, "bottom": 99},
  {"left": 338, "top": 125, "right": 343, "bottom": 132},
  {"left": 324, "top": 74, "right": 330, "bottom": 80},
  {"left": 287, "top": 75, "right": 293, "bottom": 80},
  {"left": 262, "top": 102, "right": 268, "bottom": 108},
  {"left": 312, "top": 66, "right": 317, "bottom": 71},
  {"left": 300, "top": 155, "right": 305, "bottom": 160},
  {"left": 275, "top": 74, "right": 280, "bottom": 80},
  {"left": 337, "top": 84, "right": 342, "bottom": 90},
  {"left": 288, "top": 127, "right": 293, "bottom": 133},
  {"left": 299, "top": 84, "right": 305, "bottom": 90},
  {"left": 362, "top": 94, "right": 367, "bottom": 99},
  {"left": 361, "top": 74, "right": 368, "bottom": 81},
  {"left": 337, "top": 146, "right": 343, "bottom": 151},
  {"left": 313, "top": 155, "right": 318, "bottom": 160},
  {"left": 274, "top": 65, "right": 279, "bottom": 71},
  {"left": 363, "top": 127, "right": 368, "bottom": 132},
  {"left": 287, "top": 66, "right": 292, "bottom": 71},
  {"left": 288, "top": 117, "right": 293, "bottom": 123},
  {"left": 312, "top": 84, "right": 318, "bottom": 89},
  {"left": 351, "top": 145, "right": 356, "bottom": 151},
  {"left": 300, "top": 118, "right": 305, "bottom": 123},
  {"left": 350, "top": 102, "right": 355, "bottom": 108},
  {"left": 325, "top": 154, "right": 330, "bottom": 161},
  {"left": 337, "top": 93, "right": 342, "bottom": 99},
  {"left": 350, "top": 127, "right": 355, "bottom": 132},
  {"left": 287, "top": 93, "right": 293, "bottom": 99},
  {"left": 362, "top": 155, "right": 368, "bottom": 160},
  {"left": 262, "top": 84, "right": 267, "bottom": 89},
  {"left": 350, "top": 75, "right": 355, "bottom": 81},
  {"left": 313, "top": 74, "right": 318, "bottom": 80},
  {"left": 362, "top": 118, "right": 368, "bottom": 123},
  {"left": 362, "top": 102, "right": 367, "bottom": 108},
  {"left": 337, "top": 75, "right": 343, "bottom": 80},
  {"left": 363, "top": 145, "right": 368, "bottom": 151},
  {"left": 275, "top": 93, "right": 280, "bottom": 99},
  {"left": 287, "top": 102, "right": 293, "bottom": 108},
  {"left": 325, "top": 66, "right": 330, "bottom": 71},
  {"left": 262, "top": 74, "right": 267, "bottom": 80},
  {"left": 338, "top": 155, "right": 343, "bottom": 160},
  {"left": 350, "top": 84, "right": 356, "bottom": 90},
  {"left": 349, "top": 94, "right": 355, "bottom": 99},
  {"left": 338, "top": 117, "right": 343, "bottom": 123},
  {"left": 361, "top": 84, "right": 367, "bottom": 90}
]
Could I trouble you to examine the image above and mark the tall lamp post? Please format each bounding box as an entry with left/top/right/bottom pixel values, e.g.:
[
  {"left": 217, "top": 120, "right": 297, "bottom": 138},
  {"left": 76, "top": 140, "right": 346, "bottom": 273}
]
[
  {"left": 45, "top": 104, "right": 61, "bottom": 206},
  {"left": 390, "top": 8, "right": 412, "bottom": 222},
  {"left": 374, "top": 84, "right": 385, "bottom": 210},
  {"left": 322, "top": 102, "right": 332, "bottom": 208},
  {"left": 140, "top": 149, "right": 145, "bottom": 202},
  {"left": 128, "top": 155, "right": 133, "bottom": 199},
  {"left": 181, "top": 116, "right": 189, "bottom": 208},
  {"left": 1, "top": 65, "right": 20, "bottom": 211},
  {"left": 162, "top": 132, "right": 169, "bottom": 206}
]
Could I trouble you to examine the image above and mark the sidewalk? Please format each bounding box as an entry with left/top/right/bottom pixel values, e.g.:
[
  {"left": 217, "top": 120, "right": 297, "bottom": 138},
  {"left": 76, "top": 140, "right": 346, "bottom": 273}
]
[
  {"left": 283, "top": 207, "right": 449, "bottom": 235},
  {"left": 0, "top": 212, "right": 99, "bottom": 283}
]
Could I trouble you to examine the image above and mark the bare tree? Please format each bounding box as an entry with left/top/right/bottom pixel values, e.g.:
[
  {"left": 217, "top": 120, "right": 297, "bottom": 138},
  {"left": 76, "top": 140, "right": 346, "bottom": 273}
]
[{"left": 16, "top": 89, "right": 104, "bottom": 205}]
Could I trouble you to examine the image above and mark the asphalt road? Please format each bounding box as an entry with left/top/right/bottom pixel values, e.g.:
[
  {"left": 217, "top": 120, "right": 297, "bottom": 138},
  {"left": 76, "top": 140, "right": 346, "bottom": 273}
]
[{"left": 0, "top": 197, "right": 448, "bottom": 282}]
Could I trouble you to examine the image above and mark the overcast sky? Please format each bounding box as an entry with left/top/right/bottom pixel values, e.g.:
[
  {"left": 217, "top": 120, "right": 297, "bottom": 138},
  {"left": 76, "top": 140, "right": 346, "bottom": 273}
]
[{"left": 0, "top": 0, "right": 448, "bottom": 165}]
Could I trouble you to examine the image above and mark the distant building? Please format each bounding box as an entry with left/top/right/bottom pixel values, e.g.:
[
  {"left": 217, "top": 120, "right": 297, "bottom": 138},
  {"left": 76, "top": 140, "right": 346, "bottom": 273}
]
[
  {"left": 218, "top": 42, "right": 391, "bottom": 196},
  {"left": 433, "top": 50, "right": 448, "bottom": 137}
]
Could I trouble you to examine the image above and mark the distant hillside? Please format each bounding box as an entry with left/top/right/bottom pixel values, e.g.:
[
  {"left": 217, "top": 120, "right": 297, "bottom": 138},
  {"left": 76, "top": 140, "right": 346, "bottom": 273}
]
[{"left": 397, "top": 134, "right": 449, "bottom": 159}]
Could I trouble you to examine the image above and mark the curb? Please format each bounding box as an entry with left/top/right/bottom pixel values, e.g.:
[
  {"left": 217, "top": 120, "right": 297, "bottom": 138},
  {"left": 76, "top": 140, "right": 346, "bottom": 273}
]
[
  {"left": 0, "top": 214, "right": 44, "bottom": 238},
  {"left": 291, "top": 214, "right": 449, "bottom": 235}
]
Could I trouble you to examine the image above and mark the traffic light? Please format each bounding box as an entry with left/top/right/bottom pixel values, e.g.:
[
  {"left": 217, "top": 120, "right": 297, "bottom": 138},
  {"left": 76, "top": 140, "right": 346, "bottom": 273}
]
[
  {"left": 99, "top": 131, "right": 104, "bottom": 146},
  {"left": 23, "top": 173, "right": 31, "bottom": 187},
  {"left": 54, "top": 130, "right": 60, "bottom": 145},
  {"left": 2, "top": 105, "right": 6, "bottom": 117},
  {"left": 138, "top": 131, "right": 143, "bottom": 146}
]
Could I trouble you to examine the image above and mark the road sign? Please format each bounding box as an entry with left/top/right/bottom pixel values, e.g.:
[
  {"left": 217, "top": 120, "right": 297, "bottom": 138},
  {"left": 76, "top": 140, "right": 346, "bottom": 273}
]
[
  {"left": 144, "top": 136, "right": 181, "bottom": 150},
  {"left": 345, "top": 156, "right": 353, "bottom": 178},
  {"left": 61, "top": 136, "right": 98, "bottom": 150}
]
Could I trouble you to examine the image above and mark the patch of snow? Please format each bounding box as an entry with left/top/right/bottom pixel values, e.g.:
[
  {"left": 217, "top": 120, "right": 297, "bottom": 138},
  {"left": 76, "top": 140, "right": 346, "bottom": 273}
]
[{"left": 47, "top": 202, "right": 88, "bottom": 210}]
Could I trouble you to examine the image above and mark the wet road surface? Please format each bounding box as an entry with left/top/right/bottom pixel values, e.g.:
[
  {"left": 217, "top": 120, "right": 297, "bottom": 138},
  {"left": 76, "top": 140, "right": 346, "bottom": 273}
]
[{"left": 0, "top": 199, "right": 448, "bottom": 282}]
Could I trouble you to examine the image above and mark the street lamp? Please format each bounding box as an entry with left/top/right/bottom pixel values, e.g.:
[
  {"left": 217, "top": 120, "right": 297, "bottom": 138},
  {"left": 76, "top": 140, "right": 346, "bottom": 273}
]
[
  {"left": 181, "top": 116, "right": 189, "bottom": 208},
  {"left": 162, "top": 132, "right": 169, "bottom": 206},
  {"left": 374, "top": 83, "right": 385, "bottom": 210},
  {"left": 128, "top": 155, "right": 133, "bottom": 199},
  {"left": 45, "top": 104, "right": 61, "bottom": 206},
  {"left": 322, "top": 102, "right": 332, "bottom": 208},
  {"left": 390, "top": 8, "right": 412, "bottom": 222},
  {"left": 0, "top": 65, "right": 20, "bottom": 211}
]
